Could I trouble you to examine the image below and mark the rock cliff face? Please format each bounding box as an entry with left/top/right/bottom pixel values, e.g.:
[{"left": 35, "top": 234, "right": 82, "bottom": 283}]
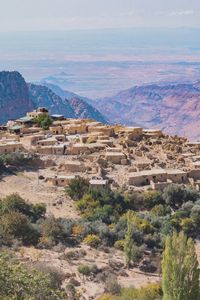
[
  {"left": 0, "top": 71, "right": 34, "bottom": 123},
  {"left": 93, "top": 82, "right": 200, "bottom": 140},
  {"left": 68, "top": 96, "right": 106, "bottom": 122},
  {"left": 28, "top": 83, "right": 75, "bottom": 118},
  {"left": 29, "top": 83, "right": 106, "bottom": 123},
  {"left": 41, "top": 83, "right": 107, "bottom": 123},
  {"left": 0, "top": 72, "right": 106, "bottom": 124}
]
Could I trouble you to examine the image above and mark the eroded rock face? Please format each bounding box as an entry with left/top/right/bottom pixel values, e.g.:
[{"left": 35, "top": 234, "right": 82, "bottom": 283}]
[
  {"left": 0, "top": 71, "right": 107, "bottom": 125},
  {"left": 93, "top": 82, "right": 200, "bottom": 140},
  {"left": 68, "top": 96, "right": 107, "bottom": 123},
  {"left": 0, "top": 71, "right": 34, "bottom": 123},
  {"left": 28, "top": 83, "right": 75, "bottom": 118}
]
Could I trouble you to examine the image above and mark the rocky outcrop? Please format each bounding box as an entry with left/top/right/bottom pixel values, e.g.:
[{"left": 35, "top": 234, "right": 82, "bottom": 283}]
[
  {"left": 28, "top": 83, "right": 75, "bottom": 118},
  {"left": 42, "top": 83, "right": 107, "bottom": 123},
  {"left": 0, "top": 71, "right": 34, "bottom": 123},
  {"left": 0, "top": 71, "right": 106, "bottom": 124},
  {"left": 68, "top": 96, "right": 106, "bottom": 122},
  {"left": 29, "top": 83, "right": 106, "bottom": 123}
]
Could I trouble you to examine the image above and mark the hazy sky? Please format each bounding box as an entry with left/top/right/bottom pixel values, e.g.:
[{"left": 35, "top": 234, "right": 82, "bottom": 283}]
[{"left": 0, "top": 0, "right": 199, "bottom": 32}]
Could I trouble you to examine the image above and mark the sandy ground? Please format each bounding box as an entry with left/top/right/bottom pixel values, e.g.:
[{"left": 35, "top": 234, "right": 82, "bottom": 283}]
[
  {"left": 17, "top": 245, "right": 161, "bottom": 300},
  {"left": 0, "top": 170, "right": 161, "bottom": 299},
  {"left": 0, "top": 170, "right": 78, "bottom": 219}
]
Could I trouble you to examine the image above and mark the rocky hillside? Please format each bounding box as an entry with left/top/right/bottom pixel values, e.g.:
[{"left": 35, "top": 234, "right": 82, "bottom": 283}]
[
  {"left": 42, "top": 82, "right": 107, "bottom": 123},
  {"left": 93, "top": 82, "right": 200, "bottom": 140},
  {"left": 0, "top": 71, "right": 106, "bottom": 124},
  {"left": 0, "top": 71, "right": 34, "bottom": 123},
  {"left": 28, "top": 83, "right": 75, "bottom": 118}
]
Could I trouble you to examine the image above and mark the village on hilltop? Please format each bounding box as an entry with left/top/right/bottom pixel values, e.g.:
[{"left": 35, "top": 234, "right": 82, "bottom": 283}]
[{"left": 1, "top": 107, "right": 200, "bottom": 193}]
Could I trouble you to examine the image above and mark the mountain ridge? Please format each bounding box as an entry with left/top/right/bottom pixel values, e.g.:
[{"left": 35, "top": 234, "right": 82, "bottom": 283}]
[
  {"left": 0, "top": 71, "right": 106, "bottom": 124},
  {"left": 93, "top": 81, "right": 200, "bottom": 140}
]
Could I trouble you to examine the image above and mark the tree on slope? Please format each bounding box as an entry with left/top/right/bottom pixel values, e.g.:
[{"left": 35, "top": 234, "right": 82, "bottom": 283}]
[{"left": 162, "top": 231, "right": 200, "bottom": 300}]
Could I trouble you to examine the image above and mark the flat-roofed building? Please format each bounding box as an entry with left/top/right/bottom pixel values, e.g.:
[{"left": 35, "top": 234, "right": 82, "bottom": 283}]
[
  {"left": 143, "top": 129, "right": 163, "bottom": 138},
  {"left": 188, "top": 169, "right": 200, "bottom": 181},
  {"left": 49, "top": 125, "right": 63, "bottom": 135},
  {"left": 117, "top": 127, "right": 143, "bottom": 139},
  {"left": 89, "top": 179, "right": 108, "bottom": 189},
  {"left": 0, "top": 141, "right": 23, "bottom": 154},
  {"left": 37, "top": 138, "right": 57, "bottom": 146},
  {"left": 129, "top": 169, "right": 167, "bottom": 186},
  {"left": 187, "top": 142, "right": 200, "bottom": 149},
  {"left": 105, "top": 152, "right": 126, "bottom": 164},
  {"left": 60, "top": 161, "right": 86, "bottom": 173},
  {"left": 166, "top": 169, "right": 188, "bottom": 183},
  {"left": 36, "top": 144, "right": 66, "bottom": 155},
  {"left": 27, "top": 107, "right": 48, "bottom": 119},
  {"left": 64, "top": 123, "right": 87, "bottom": 135},
  {"left": 46, "top": 175, "right": 76, "bottom": 187},
  {"left": 88, "top": 125, "right": 114, "bottom": 137},
  {"left": 51, "top": 114, "right": 65, "bottom": 121}
]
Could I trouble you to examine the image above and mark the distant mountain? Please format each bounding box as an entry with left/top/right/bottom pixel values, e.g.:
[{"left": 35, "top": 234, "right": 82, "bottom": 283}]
[
  {"left": 0, "top": 71, "right": 34, "bottom": 123},
  {"left": 41, "top": 82, "right": 107, "bottom": 123},
  {"left": 93, "top": 82, "right": 200, "bottom": 140},
  {"left": 42, "top": 82, "right": 95, "bottom": 106},
  {"left": 0, "top": 71, "right": 106, "bottom": 124}
]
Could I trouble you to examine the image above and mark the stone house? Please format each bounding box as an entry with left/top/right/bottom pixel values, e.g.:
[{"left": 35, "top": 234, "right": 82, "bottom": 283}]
[
  {"left": 89, "top": 179, "right": 108, "bottom": 189},
  {"left": 88, "top": 125, "right": 114, "bottom": 137},
  {"left": 187, "top": 142, "right": 200, "bottom": 149},
  {"left": 46, "top": 175, "right": 76, "bottom": 187},
  {"left": 37, "top": 138, "right": 57, "bottom": 146},
  {"left": 49, "top": 126, "right": 63, "bottom": 135},
  {"left": 166, "top": 169, "right": 188, "bottom": 184},
  {"left": 59, "top": 161, "right": 86, "bottom": 173},
  {"left": 27, "top": 107, "right": 49, "bottom": 119},
  {"left": 129, "top": 169, "right": 188, "bottom": 187},
  {"left": 188, "top": 169, "right": 200, "bottom": 181},
  {"left": 64, "top": 123, "right": 87, "bottom": 135},
  {"left": 21, "top": 134, "right": 45, "bottom": 146},
  {"left": 100, "top": 140, "right": 114, "bottom": 147},
  {"left": 66, "top": 144, "right": 90, "bottom": 155},
  {"left": 51, "top": 114, "right": 65, "bottom": 121},
  {"left": 117, "top": 127, "right": 143, "bottom": 140},
  {"left": 67, "top": 143, "right": 105, "bottom": 155},
  {"left": 0, "top": 141, "right": 23, "bottom": 154},
  {"left": 143, "top": 129, "right": 163, "bottom": 138},
  {"left": 36, "top": 144, "right": 66, "bottom": 155},
  {"left": 105, "top": 152, "right": 126, "bottom": 164},
  {"left": 129, "top": 169, "right": 167, "bottom": 186}
]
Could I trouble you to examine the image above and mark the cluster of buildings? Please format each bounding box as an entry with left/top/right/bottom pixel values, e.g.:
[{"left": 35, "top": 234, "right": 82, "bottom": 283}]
[{"left": 1, "top": 107, "right": 200, "bottom": 191}]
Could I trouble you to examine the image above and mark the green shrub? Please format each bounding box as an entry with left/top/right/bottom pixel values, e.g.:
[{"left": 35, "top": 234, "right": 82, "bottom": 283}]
[
  {"left": 0, "top": 252, "right": 66, "bottom": 299},
  {"left": 35, "top": 113, "right": 53, "bottom": 130},
  {"left": 180, "top": 218, "right": 197, "bottom": 236},
  {"left": 83, "top": 234, "right": 101, "bottom": 248},
  {"left": 150, "top": 204, "right": 171, "bottom": 217},
  {"left": 0, "top": 211, "right": 39, "bottom": 245},
  {"left": 0, "top": 193, "right": 46, "bottom": 222},
  {"left": 105, "top": 274, "right": 121, "bottom": 295},
  {"left": 39, "top": 216, "right": 65, "bottom": 247},
  {"left": 143, "top": 190, "right": 163, "bottom": 208},
  {"left": 78, "top": 264, "right": 90, "bottom": 276},
  {"left": 98, "top": 294, "right": 114, "bottom": 300},
  {"left": 163, "top": 185, "right": 199, "bottom": 208},
  {"left": 120, "top": 283, "right": 162, "bottom": 300},
  {"left": 65, "top": 177, "right": 89, "bottom": 200},
  {"left": 114, "top": 240, "right": 125, "bottom": 250}
]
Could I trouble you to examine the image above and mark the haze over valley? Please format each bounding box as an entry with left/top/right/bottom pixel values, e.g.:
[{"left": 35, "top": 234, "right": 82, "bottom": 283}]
[{"left": 1, "top": 28, "right": 200, "bottom": 98}]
